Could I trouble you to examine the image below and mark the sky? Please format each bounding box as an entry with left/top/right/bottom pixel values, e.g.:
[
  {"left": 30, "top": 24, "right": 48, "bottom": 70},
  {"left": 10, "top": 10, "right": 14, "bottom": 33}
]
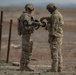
[{"left": 0, "top": 0, "right": 76, "bottom": 7}]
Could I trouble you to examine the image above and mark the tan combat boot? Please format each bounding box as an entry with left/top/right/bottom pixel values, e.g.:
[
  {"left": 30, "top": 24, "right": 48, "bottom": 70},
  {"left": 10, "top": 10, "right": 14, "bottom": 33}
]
[
  {"left": 24, "top": 63, "right": 34, "bottom": 71},
  {"left": 58, "top": 67, "right": 63, "bottom": 72}
]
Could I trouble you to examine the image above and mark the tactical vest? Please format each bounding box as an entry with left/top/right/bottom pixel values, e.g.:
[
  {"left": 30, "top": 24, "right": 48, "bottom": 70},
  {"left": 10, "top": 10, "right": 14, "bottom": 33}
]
[{"left": 18, "top": 12, "right": 34, "bottom": 35}]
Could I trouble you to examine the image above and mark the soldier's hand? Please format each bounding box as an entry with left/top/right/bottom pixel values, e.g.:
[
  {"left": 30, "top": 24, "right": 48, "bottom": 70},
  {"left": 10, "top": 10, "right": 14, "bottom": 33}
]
[
  {"left": 40, "top": 17, "right": 48, "bottom": 23},
  {"left": 33, "top": 20, "right": 40, "bottom": 30},
  {"left": 41, "top": 21, "right": 46, "bottom": 27},
  {"left": 40, "top": 17, "right": 47, "bottom": 27}
]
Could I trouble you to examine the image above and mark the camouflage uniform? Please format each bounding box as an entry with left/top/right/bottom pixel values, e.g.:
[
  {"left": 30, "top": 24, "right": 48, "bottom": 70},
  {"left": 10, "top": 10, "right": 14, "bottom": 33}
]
[
  {"left": 46, "top": 3, "right": 64, "bottom": 72},
  {"left": 18, "top": 3, "right": 34, "bottom": 71}
]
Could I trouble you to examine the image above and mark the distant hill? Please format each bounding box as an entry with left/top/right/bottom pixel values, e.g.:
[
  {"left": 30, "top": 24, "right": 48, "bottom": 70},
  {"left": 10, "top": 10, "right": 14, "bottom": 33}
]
[
  {"left": 9, "top": 3, "right": 76, "bottom": 8},
  {"left": 57, "top": 3, "right": 76, "bottom": 8},
  {"left": 0, "top": 1, "right": 76, "bottom": 8}
]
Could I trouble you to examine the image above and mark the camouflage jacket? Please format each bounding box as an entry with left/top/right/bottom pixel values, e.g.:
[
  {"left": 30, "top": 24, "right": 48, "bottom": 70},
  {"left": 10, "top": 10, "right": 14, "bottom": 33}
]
[
  {"left": 47, "top": 10, "right": 64, "bottom": 38},
  {"left": 18, "top": 12, "right": 34, "bottom": 35}
]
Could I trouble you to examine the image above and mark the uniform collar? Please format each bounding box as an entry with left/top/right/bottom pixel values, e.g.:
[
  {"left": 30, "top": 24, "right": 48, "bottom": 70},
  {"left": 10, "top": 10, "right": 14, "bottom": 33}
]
[{"left": 52, "top": 9, "right": 58, "bottom": 15}]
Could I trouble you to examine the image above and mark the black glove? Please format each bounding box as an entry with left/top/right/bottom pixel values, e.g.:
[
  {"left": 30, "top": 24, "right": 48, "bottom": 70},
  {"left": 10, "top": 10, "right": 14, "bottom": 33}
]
[
  {"left": 40, "top": 18, "right": 46, "bottom": 27},
  {"left": 41, "top": 21, "right": 46, "bottom": 27},
  {"left": 32, "top": 20, "right": 40, "bottom": 30}
]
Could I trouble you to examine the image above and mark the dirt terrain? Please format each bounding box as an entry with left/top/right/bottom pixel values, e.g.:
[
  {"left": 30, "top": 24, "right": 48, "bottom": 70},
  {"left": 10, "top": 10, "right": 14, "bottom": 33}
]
[{"left": 0, "top": 7, "right": 76, "bottom": 73}]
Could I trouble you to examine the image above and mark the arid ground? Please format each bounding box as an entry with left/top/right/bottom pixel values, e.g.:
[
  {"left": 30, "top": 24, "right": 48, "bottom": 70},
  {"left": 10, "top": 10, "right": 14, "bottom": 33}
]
[{"left": 0, "top": 7, "right": 76, "bottom": 73}]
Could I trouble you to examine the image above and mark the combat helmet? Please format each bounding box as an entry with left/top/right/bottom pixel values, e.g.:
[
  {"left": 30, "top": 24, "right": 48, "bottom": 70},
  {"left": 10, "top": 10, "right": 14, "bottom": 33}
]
[
  {"left": 46, "top": 3, "right": 57, "bottom": 10},
  {"left": 25, "top": 3, "right": 34, "bottom": 11}
]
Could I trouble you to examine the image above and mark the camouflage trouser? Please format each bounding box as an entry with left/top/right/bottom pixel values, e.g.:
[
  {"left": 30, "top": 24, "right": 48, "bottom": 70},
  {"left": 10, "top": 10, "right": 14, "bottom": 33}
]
[
  {"left": 50, "top": 36, "right": 63, "bottom": 72},
  {"left": 20, "top": 34, "right": 33, "bottom": 70}
]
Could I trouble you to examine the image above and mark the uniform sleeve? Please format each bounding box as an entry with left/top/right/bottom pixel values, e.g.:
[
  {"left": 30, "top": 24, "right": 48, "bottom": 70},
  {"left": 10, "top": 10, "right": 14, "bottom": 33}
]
[
  {"left": 51, "top": 15, "right": 59, "bottom": 34},
  {"left": 24, "top": 14, "right": 34, "bottom": 25},
  {"left": 47, "top": 16, "right": 51, "bottom": 22},
  {"left": 24, "top": 14, "right": 30, "bottom": 21},
  {"left": 52, "top": 15, "right": 58, "bottom": 24},
  {"left": 59, "top": 14, "right": 64, "bottom": 25},
  {"left": 52, "top": 14, "right": 64, "bottom": 27},
  {"left": 23, "top": 13, "right": 33, "bottom": 22}
]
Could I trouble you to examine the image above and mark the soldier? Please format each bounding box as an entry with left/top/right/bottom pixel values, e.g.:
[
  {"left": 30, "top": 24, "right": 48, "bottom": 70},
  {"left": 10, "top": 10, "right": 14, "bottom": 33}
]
[
  {"left": 40, "top": 3, "right": 64, "bottom": 72},
  {"left": 18, "top": 3, "right": 39, "bottom": 71}
]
